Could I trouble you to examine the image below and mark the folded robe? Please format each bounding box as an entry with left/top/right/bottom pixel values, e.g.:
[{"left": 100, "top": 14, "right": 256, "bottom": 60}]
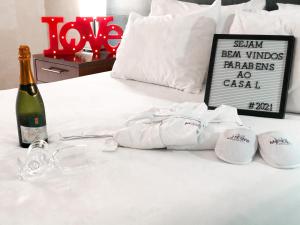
[{"left": 114, "top": 103, "right": 243, "bottom": 150}]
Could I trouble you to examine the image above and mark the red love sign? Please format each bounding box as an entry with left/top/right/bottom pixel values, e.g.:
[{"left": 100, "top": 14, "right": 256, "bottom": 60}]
[{"left": 42, "top": 16, "right": 123, "bottom": 56}]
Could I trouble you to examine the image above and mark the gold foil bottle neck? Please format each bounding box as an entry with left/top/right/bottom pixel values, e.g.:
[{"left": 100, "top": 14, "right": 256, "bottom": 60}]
[
  {"left": 19, "top": 45, "right": 31, "bottom": 60},
  {"left": 18, "top": 45, "right": 35, "bottom": 85}
]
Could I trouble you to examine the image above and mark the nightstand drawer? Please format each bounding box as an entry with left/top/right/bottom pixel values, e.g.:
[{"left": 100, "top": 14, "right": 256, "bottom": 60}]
[
  {"left": 33, "top": 52, "right": 115, "bottom": 83},
  {"left": 35, "top": 60, "right": 78, "bottom": 82}
]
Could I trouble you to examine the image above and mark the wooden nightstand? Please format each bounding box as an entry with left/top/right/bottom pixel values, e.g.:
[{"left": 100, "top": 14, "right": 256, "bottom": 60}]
[{"left": 33, "top": 51, "right": 115, "bottom": 83}]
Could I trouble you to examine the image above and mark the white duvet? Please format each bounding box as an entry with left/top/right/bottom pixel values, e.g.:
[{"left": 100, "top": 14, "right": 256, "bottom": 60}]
[{"left": 1, "top": 72, "right": 300, "bottom": 225}]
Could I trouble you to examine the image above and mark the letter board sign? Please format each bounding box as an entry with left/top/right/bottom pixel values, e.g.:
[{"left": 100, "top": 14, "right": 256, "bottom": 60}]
[{"left": 204, "top": 34, "right": 294, "bottom": 119}]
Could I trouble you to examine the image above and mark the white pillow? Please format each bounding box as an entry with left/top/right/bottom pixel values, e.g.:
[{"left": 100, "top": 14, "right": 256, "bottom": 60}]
[
  {"left": 229, "top": 11, "right": 290, "bottom": 35},
  {"left": 278, "top": 3, "right": 300, "bottom": 11},
  {"left": 220, "top": 0, "right": 266, "bottom": 33},
  {"left": 273, "top": 11, "right": 300, "bottom": 113},
  {"left": 150, "top": 0, "right": 220, "bottom": 22},
  {"left": 229, "top": 11, "right": 300, "bottom": 114},
  {"left": 112, "top": 12, "right": 216, "bottom": 93},
  {"left": 150, "top": 0, "right": 265, "bottom": 33},
  {"left": 150, "top": 0, "right": 209, "bottom": 16}
]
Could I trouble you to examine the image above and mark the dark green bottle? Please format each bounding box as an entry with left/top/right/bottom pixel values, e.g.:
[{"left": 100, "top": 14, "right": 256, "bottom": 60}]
[{"left": 16, "top": 45, "right": 48, "bottom": 148}]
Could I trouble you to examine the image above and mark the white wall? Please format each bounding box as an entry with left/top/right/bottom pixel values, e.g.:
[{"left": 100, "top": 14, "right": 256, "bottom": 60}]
[
  {"left": 0, "top": 0, "right": 81, "bottom": 90},
  {"left": 107, "top": 0, "right": 151, "bottom": 15},
  {"left": 0, "top": 0, "right": 47, "bottom": 90},
  {"left": 44, "top": 0, "right": 80, "bottom": 21},
  {"left": 0, "top": 0, "right": 150, "bottom": 90}
]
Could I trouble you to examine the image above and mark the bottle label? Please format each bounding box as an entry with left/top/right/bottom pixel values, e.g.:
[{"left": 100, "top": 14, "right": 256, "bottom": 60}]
[{"left": 20, "top": 126, "right": 47, "bottom": 144}]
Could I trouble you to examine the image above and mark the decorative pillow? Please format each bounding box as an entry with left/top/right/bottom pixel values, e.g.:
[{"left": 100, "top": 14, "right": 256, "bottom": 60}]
[
  {"left": 150, "top": 0, "right": 266, "bottom": 33},
  {"left": 230, "top": 11, "right": 300, "bottom": 114},
  {"left": 112, "top": 12, "right": 216, "bottom": 93}
]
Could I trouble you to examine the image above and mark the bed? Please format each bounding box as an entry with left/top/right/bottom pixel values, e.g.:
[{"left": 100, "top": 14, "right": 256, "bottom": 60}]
[{"left": 1, "top": 72, "right": 300, "bottom": 225}]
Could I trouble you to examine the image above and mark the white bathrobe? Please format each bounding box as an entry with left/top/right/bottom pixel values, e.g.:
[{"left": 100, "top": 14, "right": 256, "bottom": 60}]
[{"left": 114, "top": 103, "right": 243, "bottom": 150}]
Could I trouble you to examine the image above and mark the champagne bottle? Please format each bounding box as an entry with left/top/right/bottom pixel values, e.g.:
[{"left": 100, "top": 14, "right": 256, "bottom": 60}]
[{"left": 16, "top": 45, "right": 48, "bottom": 148}]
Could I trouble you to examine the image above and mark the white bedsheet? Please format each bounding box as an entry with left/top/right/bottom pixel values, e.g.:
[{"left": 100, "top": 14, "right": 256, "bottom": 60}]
[{"left": 1, "top": 72, "right": 300, "bottom": 225}]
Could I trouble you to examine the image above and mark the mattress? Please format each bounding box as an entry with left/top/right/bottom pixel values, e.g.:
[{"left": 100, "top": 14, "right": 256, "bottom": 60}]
[{"left": 1, "top": 72, "right": 300, "bottom": 225}]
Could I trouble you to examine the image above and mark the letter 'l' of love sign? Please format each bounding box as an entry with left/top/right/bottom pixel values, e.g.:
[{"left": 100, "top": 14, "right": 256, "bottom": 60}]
[{"left": 41, "top": 17, "right": 123, "bottom": 56}]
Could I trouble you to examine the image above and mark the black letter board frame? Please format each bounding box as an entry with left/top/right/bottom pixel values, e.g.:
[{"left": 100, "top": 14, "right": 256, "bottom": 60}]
[{"left": 204, "top": 34, "right": 294, "bottom": 119}]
